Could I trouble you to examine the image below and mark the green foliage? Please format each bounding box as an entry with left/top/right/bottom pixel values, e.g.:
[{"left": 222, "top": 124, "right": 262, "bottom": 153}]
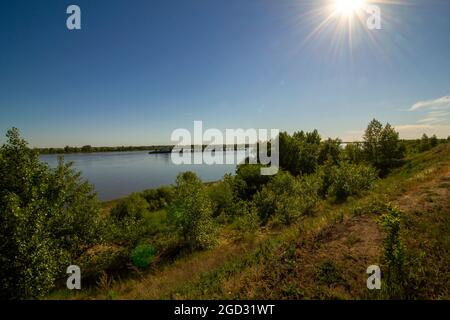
[
  {"left": 341, "top": 143, "right": 365, "bottom": 164},
  {"left": 131, "top": 244, "right": 157, "bottom": 269},
  {"left": 142, "top": 186, "right": 175, "bottom": 211},
  {"left": 106, "top": 193, "right": 151, "bottom": 246},
  {"left": 234, "top": 164, "right": 270, "bottom": 199},
  {"left": 318, "top": 138, "right": 342, "bottom": 165},
  {"left": 0, "top": 128, "right": 101, "bottom": 299},
  {"left": 363, "top": 119, "right": 405, "bottom": 174},
  {"left": 279, "top": 130, "right": 321, "bottom": 176},
  {"left": 78, "top": 245, "right": 130, "bottom": 284},
  {"left": 232, "top": 202, "right": 260, "bottom": 239},
  {"left": 377, "top": 204, "right": 407, "bottom": 299},
  {"left": 419, "top": 133, "right": 430, "bottom": 152},
  {"left": 110, "top": 193, "right": 150, "bottom": 221},
  {"left": 168, "top": 172, "right": 218, "bottom": 250},
  {"left": 253, "top": 171, "right": 320, "bottom": 225},
  {"left": 208, "top": 174, "right": 236, "bottom": 217},
  {"left": 324, "top": 162, "right": 378, "bottom": 203}
]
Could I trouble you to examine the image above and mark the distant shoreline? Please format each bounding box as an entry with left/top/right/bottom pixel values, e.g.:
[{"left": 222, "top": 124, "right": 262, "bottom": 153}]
[{"left": 36, "top": 144, "right": 252, "bottom": 155}]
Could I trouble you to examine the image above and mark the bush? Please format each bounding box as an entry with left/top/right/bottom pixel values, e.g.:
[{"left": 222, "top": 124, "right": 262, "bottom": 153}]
[
  {"left": 315, "top": 260, "right": 344, "bottom": 286},
  {"left": 377, "top": 204, "right": 407, "bottom": 299},
  {"left": 78, "top": 245, "right": 130, "bottom": 284},
  {"left": 168, "top": 172, "right": 218, "bottom": 250},
  {"left": 325, "top": 162, "right": 378, "bottom": 203},
  {"left": 232, "top": 202, "right": 260, "bottom": 239},
  {"left": 142, "top": 186, "right": 175, "bottom": 211},
  {"left": 208, "top": 174, "right": 236, "bottom": 217},
  {"left": 131, "top": 244, "right": 157, "bottom": 269},
  {"left": 253, "top": 171, "right": 320, "bottom": 225},
  {"left": 234, "top": 164, "right": 270, "bottom": 199},
  {"left": 110, "top": 193, "right": 149, "bottom": 221},
  {"left": 0, "top": 128, "right": 101, "bottom": 299},
  {"left": 107, "top": 193, "right": 151, "bottom": 246}
]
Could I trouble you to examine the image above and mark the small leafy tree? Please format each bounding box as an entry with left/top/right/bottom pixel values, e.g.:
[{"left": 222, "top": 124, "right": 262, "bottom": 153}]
[
  {"left": 429, "top": 134, "right": 438, "bottom": 148},
  {"left": 168, "top": 172, "right": 218, "bottom": 250},
  {"left": 341, "top": 143, "right": 364, "bottom": 164},
  {"left": 0, "top": 128, "right": 101, "bottom": 299},
  {"left": 418, "top": 133, "right": 430, "bottom": 152},
  {"left": 377, "top": 204, "right": 407, "bottom": 298},
  {"left": 318, "top": 138, "right": 342, "bottom": 165},
  {"left": 279, "top": 130, "right": 321, "bottom": 176},
  {"left": 363, "top": 119, "right": 405, "bottom": 174}
]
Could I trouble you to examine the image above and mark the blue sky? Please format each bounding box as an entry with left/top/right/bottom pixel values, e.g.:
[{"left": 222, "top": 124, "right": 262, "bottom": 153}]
[{"left": 0, "top": 0, "right": 449, "bottom": 147}]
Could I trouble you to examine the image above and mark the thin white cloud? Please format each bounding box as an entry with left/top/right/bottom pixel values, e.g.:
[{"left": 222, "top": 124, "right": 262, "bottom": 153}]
[
  {"left": 409, "top": 95, "right": 450, "bottom": 111},
  {"left": 417, "top": 117, "right": 448, "bottom": 124},
  {"left": 395, "top": 123, "right": 450, "bottom": 139}
]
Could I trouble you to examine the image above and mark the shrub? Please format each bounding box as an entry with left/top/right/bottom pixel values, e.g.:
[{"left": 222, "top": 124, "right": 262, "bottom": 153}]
[
  {"left": 78, "top": 245, "right": 130, "bottom": 284},
  {"left": 0, "top": 128, "right": 101, "bottom": 299},
  {"left": 315, "top": 260, "right": 344, "bottom": 286},
  {"left": 107, "top": 193, "right": 151, "bottom": 246},
  {"left": 208, "top": 174, "right": 236, "bottom": 217},
  {"left": 142, "top": 186, "right": 175, "bottom": 211},
  {"left": 232, "top": 202, "right": 260, "bottom": 239},
  {"left": 234, "top": 164, "right": 270, "bottom": 199},
  {"left": 168, "top": 172, "right": 218, "bottom": 250},
  {"left": 110, "top": 193, "right": 149, "bottom": 221},
  {"left": 254, "top": 171, "right": 320, "bottom": 225},
  {"left": 325, "top": 162, "right": 378, "bottom": 203},
  {"left": 131, "top": 244, "right": 157, "bottom": 269},
  {"left": 377, "top": 204, "right": 407, "bottom": 299}
]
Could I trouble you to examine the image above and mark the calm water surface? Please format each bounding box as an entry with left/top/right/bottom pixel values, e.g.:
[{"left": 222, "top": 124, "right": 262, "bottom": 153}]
[{"left": 40, "top": 150, "right": 247, "bottom": 201}]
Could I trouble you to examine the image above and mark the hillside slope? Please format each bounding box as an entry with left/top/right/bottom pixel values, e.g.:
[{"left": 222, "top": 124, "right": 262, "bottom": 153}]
[{"left": 55, "top": 144, "right": 450, "bottom": 300}]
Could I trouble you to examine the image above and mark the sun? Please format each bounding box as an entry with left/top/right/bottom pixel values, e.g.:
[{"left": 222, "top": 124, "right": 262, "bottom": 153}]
[{"left": 333, "top": 0, "right": 365, "bottom": 17}]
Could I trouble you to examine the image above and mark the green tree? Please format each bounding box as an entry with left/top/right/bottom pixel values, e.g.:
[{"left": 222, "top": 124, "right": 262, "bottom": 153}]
[
  {"left": 341, "top": 143, "right": 364, "bottom": 164},
  {"left": 234, "top": 164, "right": 270, "bottom": 199},
  {"left": 81, "top": 145, "right": 93, "bottom": 153},
  {"left": 419, "top": 133, "right": 430, "bottom": 152},
  {"left": 208, "top": 174, "right": 236, "bottom": 217},
  {"left": 318, "top": 138, "right": 342, "bottom": 165},
  {"left": 168, "top": 172, "right": 218, "bottom": 250},
  {"left": 0, "top": 128, "right": 101, "bottom": 299},
  {"left": 363, "top": 119, "right": 405, "bottom": 173},
  {"left": 279, "top": 130, "right": 321, "bottom": 176},
  {"left": 429, "top": 134, "right": 438, "bottom": 148}
]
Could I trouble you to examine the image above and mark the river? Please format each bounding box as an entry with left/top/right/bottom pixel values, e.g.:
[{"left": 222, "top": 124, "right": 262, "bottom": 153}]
[{"left": 40, "top": 150, "right": 247, "bottom": 201}]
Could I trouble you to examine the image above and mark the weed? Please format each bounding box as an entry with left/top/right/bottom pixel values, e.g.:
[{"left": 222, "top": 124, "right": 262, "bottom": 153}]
[{"left": 315, "top": 260, "right": 344, "bottom": 286}]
